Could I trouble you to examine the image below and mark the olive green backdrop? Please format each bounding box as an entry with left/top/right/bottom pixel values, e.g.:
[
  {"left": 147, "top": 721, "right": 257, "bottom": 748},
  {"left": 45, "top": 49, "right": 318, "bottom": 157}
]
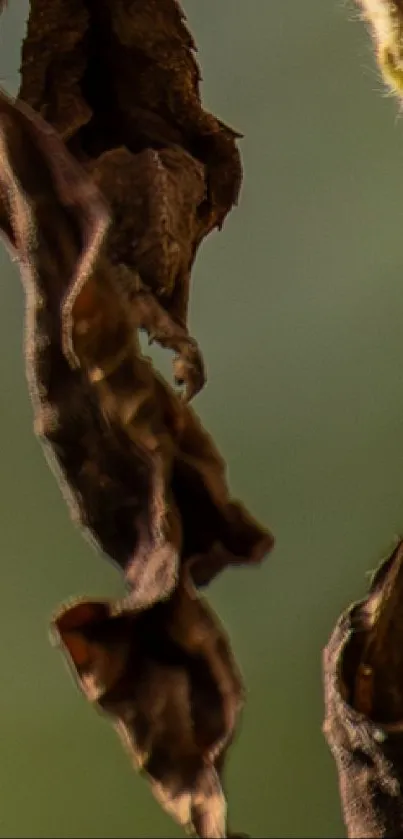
[{"left": 0, "top": 1, "right": 401, "bottom": 836}]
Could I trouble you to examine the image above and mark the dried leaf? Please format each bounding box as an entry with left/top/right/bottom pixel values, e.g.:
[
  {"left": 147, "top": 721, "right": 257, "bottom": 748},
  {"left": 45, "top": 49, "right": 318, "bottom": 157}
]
[
  {"left": 0, "top": 87, "right": 273, "bottom": 608},
  {"left": 0, "top": 93, "right": 271, "bottom": 834},
  {"left": 18, "top": 0, "right": 243, "bottom": 400},
  {"left": 53, "top": 571, "right": 245, "bottom": 838},
  {"left": 0, "top": 8, "right": 273, "bottom": 835},
  {"left": 0, "top": 88, "right": 180, "bottom": 605}
]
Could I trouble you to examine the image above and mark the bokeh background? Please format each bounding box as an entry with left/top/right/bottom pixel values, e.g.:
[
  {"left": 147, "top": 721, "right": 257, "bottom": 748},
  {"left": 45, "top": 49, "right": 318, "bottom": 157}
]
[{"left": 0, "top": 1, "right": 402, "bottom": 836}]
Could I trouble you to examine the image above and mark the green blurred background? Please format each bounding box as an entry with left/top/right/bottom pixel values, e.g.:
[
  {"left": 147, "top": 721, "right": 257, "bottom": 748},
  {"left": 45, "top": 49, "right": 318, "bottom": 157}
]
[{"left": 0, "top": 1, "right": 402, "bottom": 836}]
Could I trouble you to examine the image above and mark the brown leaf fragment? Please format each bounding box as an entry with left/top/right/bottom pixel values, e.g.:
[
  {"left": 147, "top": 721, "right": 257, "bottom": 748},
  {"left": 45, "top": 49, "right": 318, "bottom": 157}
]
[
  {"left": 0, "top": 8, "right": 273, "bottom": 836},
  {"left": 18, "top": 0, "right": 244, "bottom": 400},
  {"left": 19, "top": 0, "right": 242, "bottom": 227},
  {"left": 52, "top": 571, "right": 246, "bottom": 838},
  {"left": 0, "top": 87, "right": 273, "bottom": 604},
  {"left": 0, "top": 88, "right": 180, "bottom": 606},
  {"left": 0, "top": 108, "right": 271, "bottom": 839}
]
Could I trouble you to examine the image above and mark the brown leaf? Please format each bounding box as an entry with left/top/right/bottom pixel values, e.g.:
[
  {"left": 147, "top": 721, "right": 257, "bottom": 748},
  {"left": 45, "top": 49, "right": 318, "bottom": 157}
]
[
  {"left": 0, "top": 87, "right": 273, "bottom": 607},
  {"left": 20, "top": 0, "right": 242, "bottom": 226},
  {"left": 18, "top": 0, "right": 244, "bottom": 400},
  {"left": 0, "top": 88, "right": 179, "bottom": 606},
  {"left": 0, "top": 11, "right": 273, "bottom": 835},
  {"left": 52, "top": 571, "right": 245, "bottom": 838},
  {"left": 322, "top": 540, "right": 403, "bottom": 838}
]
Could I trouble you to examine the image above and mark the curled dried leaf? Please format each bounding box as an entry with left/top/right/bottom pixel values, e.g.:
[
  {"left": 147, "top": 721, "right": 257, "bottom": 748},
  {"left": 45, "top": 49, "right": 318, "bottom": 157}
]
[
  {"left": 0, "top": 87, "right": 273, "bottom": 607},
  {"left": 0, "top": 88, "right": 180, "bottom": 606},
  {"left": 53, "top": 571, "right": 245, "bottom": 838},
  {"left": 18, "top": 0, "right": 244, "bottom": 401},
  {"left": 20, "top": 0, "right": 242, "bottom": 226},
  {"left": 0, "top": 91, "right": 271, "bottom": 836},
  {"left": 0, "top": 7, "right": 272, "bottom": 833}
]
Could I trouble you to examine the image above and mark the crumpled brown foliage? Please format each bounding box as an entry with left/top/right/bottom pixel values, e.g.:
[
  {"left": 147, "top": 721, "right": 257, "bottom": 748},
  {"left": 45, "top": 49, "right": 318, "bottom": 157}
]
[
  {"left": 18, "top": 0, "right": 244, "bottom": 401},
  {"left": 0, "top": 1, "right": 272, "bottom": 835},
  {"left": 53, "top": 576, "right": 245, "bottom": 839},
  {"left": 0, "top": 85, "right": 273, "bottom": 604},
  {"left": 0, "top": 84, "right": 272, "bottom": 836}
]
